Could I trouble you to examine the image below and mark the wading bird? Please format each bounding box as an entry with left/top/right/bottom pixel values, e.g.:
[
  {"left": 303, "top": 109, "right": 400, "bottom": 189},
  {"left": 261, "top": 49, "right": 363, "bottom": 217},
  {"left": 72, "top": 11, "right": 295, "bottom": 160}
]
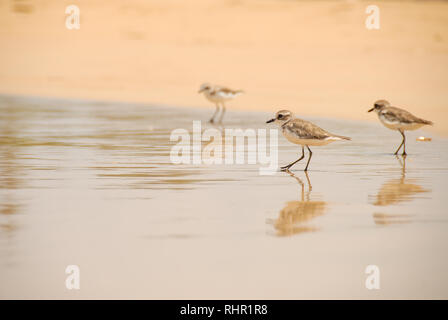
[
  {"left": 266, "top": 110, "right": 351, "bottom": 171},
  {"left": 198, "top": 83, "right": 243, "bottom": 123},
  {"left": 368, "top": 100, "right": 433, "bottom": 155}
]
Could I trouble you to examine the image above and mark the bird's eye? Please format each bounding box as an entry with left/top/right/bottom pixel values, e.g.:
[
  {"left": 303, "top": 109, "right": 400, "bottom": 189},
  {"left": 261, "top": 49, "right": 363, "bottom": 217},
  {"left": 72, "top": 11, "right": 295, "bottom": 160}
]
[
  {"left": 278, "top": 114, "right": 283, "bottom": 119},
  {"left": 374, "top": 104, "right": 380, "bottom": 108}
]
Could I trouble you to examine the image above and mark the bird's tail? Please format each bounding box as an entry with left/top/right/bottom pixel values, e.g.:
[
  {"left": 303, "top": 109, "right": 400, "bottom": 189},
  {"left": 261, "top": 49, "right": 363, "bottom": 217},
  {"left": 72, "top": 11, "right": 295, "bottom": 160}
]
[
  {"left": 418, "top": 118, "right": 434, "bottom": 126},
  {"left": 331, "top": 134, "right": 351, "bottom": 141}
]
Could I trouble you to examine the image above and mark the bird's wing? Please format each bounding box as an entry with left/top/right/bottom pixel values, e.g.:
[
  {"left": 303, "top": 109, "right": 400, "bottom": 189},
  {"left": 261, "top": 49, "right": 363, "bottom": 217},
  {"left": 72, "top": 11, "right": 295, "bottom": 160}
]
[
  {"left": 215, "top": 86, "right": 243, "bottom": 95},
  {"left": 284, "top": 119, "right": 331, "bottom": 140},
  {"left": 381, "top": 107, "right": 422, "bottom": 124}
]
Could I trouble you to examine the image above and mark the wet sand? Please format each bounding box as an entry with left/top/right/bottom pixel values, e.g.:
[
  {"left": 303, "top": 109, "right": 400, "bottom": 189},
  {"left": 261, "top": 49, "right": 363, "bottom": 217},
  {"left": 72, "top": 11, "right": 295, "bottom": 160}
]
[
  {"left": 0, "top": 95, "right": 447, "bottom": 299},
  {"left": 0, "top": 0, "right": 447, "bottom": 134}
]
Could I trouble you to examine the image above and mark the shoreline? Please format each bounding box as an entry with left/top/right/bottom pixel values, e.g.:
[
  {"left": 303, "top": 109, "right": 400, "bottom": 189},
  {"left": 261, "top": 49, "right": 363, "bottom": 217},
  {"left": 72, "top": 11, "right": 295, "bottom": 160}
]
[
  {"left": 0, "top": 92, "right": 440, "bottom": 139},
  {"left": 1, "top": 92, "right": 441, "bottom": 141}
]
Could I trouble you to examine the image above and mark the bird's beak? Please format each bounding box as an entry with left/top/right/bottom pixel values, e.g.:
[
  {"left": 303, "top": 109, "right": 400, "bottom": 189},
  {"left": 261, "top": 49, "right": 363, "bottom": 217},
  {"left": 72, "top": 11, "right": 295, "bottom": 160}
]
[
  {"left": 266, "top": 118, "right": 275, "bottom": 123},
  {"left": 198, "top": 89, "right": 204, "bottom": 93},
  {"left": 368, "top": 108, "right": 374, "bottom": 113}
]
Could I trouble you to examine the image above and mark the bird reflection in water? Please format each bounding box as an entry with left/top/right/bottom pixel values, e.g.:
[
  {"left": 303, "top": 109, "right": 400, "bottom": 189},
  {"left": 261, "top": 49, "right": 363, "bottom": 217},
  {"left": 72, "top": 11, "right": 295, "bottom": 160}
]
[
  {"left": 269, "top": 170, "right": 326, "bottom": 237},
  {"left": 0, "top": 103, "right": 26, "bottom": 266},
  {"left": 372, "top": 155, "right": 429, "bottom": 225}
]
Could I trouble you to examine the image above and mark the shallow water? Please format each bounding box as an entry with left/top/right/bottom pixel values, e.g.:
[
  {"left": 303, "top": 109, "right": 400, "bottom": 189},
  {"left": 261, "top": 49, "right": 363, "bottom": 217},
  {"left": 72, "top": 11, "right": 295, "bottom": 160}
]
[{"left": 0, "top": 95, "right": 447, "bottom": 299}]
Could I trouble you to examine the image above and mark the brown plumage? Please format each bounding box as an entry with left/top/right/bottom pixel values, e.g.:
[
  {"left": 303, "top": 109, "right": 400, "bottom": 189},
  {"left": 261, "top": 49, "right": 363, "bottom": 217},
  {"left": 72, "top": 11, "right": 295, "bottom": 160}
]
[
  {"left": 368, "top": 99, "right": 434, "bottom": 155},
  {"left": 380, "top": 106, "right": 433, "bottom": 125},
  {"left": 212, "top": 87, "right": 244, "bottom": 95},
  {"left": 284, "top": 118, "right": 351, "bottom": 141},
  {"left": 266, "top": 109, "right": 351, "bottom": 171},
  {"left": 198, "top": 83, "right": 244, "bottom": 123}
]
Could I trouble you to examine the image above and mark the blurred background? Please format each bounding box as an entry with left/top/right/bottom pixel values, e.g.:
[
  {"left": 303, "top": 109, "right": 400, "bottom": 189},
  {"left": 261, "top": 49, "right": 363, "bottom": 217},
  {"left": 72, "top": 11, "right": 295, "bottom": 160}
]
[{"left": 0, "top": 0, "right": 447, "bottom": 133}]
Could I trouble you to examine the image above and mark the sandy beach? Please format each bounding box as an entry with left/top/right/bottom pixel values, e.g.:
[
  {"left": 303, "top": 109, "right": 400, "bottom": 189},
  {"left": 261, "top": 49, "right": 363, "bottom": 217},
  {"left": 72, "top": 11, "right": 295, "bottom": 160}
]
[
  {"left": 0, "top": 0, "right": 447, "bottom": 134},
  {"left": 1, "top": 0, "right": 448, "bottom": 300}
]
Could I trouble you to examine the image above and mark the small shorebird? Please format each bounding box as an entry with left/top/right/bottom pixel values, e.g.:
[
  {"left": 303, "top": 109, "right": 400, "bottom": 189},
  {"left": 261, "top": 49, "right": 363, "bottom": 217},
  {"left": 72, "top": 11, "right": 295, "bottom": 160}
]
[
  {"left": 368, "top": 100, "right": 433, "bottom": 155},
  {"left": 266, "top": 110, "right": 351, "bottom": 171},
  {"left": 198, "top": 83, "right": 244, "bottom": 123}
]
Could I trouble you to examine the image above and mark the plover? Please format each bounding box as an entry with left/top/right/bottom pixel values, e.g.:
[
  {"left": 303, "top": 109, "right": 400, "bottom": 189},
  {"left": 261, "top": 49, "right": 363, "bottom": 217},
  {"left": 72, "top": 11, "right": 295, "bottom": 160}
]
[
  {"left": 266, "top": 110, "right": 351, "bottom": 171},
  {"left": 368, "top": 100, "right": 433, "bottom": 155},
  {"left": 198, "top": 83, "right": 244, "bottom": 123}
]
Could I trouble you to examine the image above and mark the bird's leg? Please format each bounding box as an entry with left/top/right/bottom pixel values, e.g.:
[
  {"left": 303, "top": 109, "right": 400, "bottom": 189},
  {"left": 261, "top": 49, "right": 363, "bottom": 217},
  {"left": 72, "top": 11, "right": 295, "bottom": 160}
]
[
  {"left": 304, "top": 170, "right": 312, "bottom": 192},
  {"left": 304, "top": 145, "right": 313, "bottom": 171},
  {"left": 401, "top": 130, "right": 407, "bottom": 156},
  {"left": 281, "top": 146, "right": 305, "bottom": 171},
  {"left": 394, "top": 129, "right": 405, "bottom": 155},
  {"left": 218, "top": 102, "right": 226, "bottom": 123},
  {"left": 395, "top": 154, "right": 407, "bottom": 183},
  {"left": 209, "top": 103, "right": 220, "bottom": 123}
]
